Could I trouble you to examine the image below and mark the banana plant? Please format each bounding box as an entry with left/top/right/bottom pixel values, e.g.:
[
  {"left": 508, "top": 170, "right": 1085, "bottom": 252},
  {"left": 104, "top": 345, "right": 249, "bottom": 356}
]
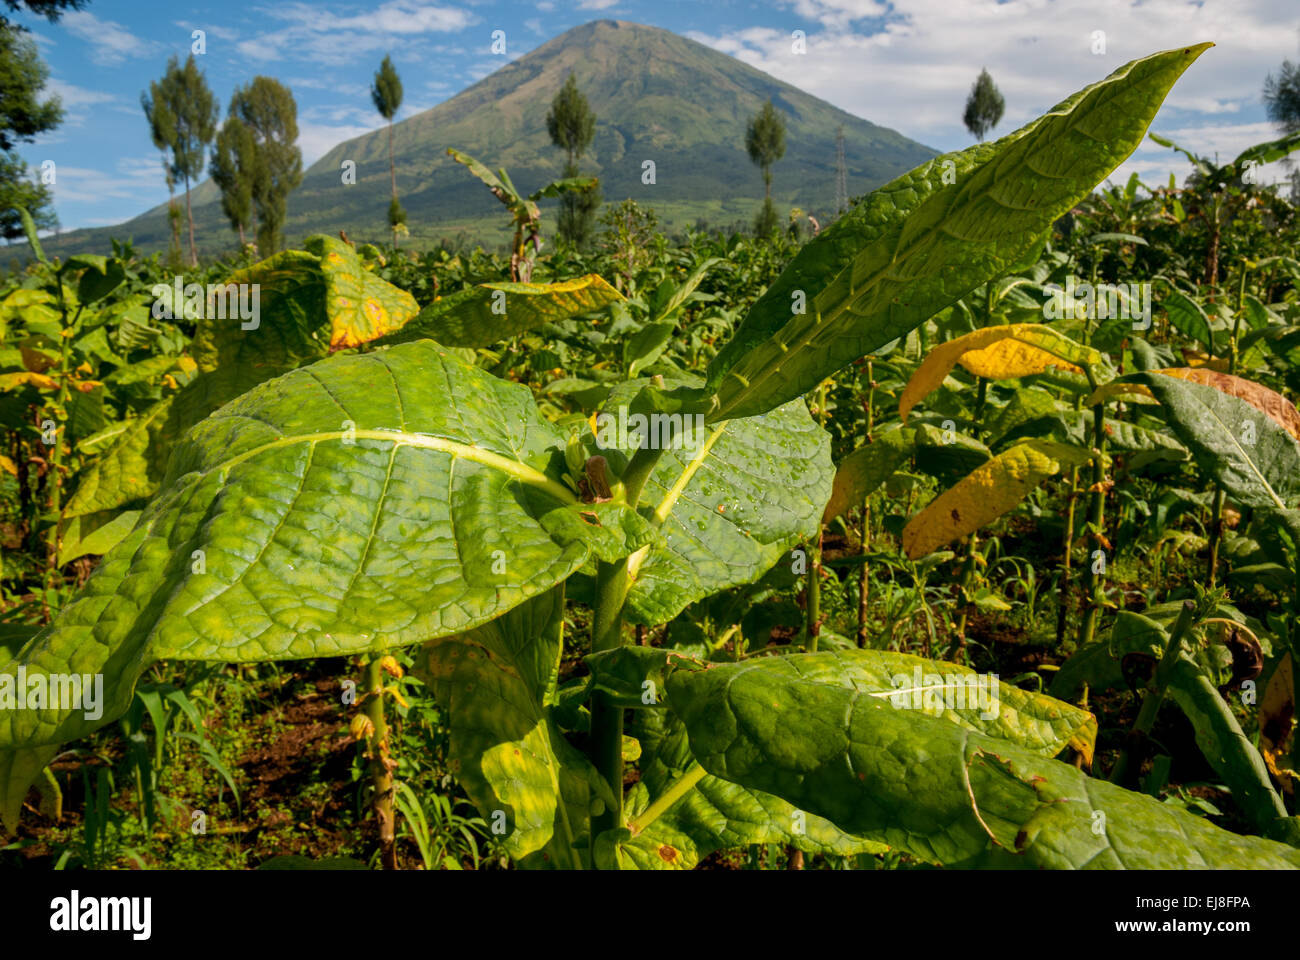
[
  {"left": 11, "top": 44, "right": 1300, "bottom": 870},
  {"left": 447, "top": 148, "right": 598, "bottom": 283}
]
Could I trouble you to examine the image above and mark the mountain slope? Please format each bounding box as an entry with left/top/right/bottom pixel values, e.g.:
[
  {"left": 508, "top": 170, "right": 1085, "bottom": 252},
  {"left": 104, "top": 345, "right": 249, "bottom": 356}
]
[{"left": 47, "top": 20, "right": 937, "bottom": 257}]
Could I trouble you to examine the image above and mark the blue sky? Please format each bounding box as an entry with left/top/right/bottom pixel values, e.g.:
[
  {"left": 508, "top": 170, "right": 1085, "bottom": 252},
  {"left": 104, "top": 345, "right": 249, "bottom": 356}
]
[{"left": 9, "top": 0, "right": 1300, "bottom": 232}]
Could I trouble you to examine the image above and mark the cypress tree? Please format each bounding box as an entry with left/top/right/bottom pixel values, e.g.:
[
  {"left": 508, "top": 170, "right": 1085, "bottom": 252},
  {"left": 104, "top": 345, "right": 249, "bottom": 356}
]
[
  {"left": 546, "top": 72, "right": 599, "bottom": 248},
  {"left": 371, "top": 54, "right": 406, "bottom": 246},
  {"left": 745, "top": 99, "right": 786, "bottom": 236},
  {"left": 962, "top": 68, "right": 1005, "bottom": 142}
]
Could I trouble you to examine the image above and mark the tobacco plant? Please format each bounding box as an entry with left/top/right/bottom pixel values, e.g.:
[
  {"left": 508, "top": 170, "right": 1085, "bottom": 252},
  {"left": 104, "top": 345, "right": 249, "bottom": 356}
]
[{"left": 7, "top": 44, "right": 1300, "bottom": 869}]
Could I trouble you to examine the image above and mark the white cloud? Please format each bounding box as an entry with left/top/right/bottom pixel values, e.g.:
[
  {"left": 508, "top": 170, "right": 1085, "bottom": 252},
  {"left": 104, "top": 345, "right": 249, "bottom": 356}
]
[
  {"left": 173, "top": 22, "right": 240, "bottom": 42},
  {"left": 785, "top": 0, "right": 890, "bottom": 30},
  {"left": 525, "top": 18, "right": 543, "bottom": 34},
  {"left": 576, "top": 0, "right": 620, "bottom": 9},
  {"left": 61, "top": 11, "right": 160, "bottom": 66},
  {"left": 298, "top": 122, "right": 385, "bottom": 166},
  {"left": 238, "top": 1, "right": 478, "bottom": 64},
  {"left": 466, "top": 59, "right": 508, "bottom": 81},
  {"left": 42, "top": 79, "right": 117, "bottom": 110},
  {"left": 35, "top": 79, "right": 119, "bottom": 130},
  {"left": 50, "top": 157, "right": 168, "bottom": 206},
  {"left": 686, "top": 0, "right": 1300, "bottom": 154}
]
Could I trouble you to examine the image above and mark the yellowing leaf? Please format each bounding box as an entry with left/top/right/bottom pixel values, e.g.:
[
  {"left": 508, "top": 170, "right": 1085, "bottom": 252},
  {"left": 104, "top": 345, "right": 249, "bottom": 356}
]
[
  {"left": 900, "top": 324, "right": 1105, "bottom": 421},
  {"left": 957, "top": 338, "right": 1081, "bottom": 380},
  {"left": 902, "top": 439, "right": 1091, "bottom": 558},
  {"left": 318, "top": 239, "right": 419, "bottom": 348},
  {"left": 0, "top": 455, "right": 16, "bottom": 476},
  {"left": 379, "top": 274, "right": 624, "bottom": 349},
  {"left": 0, "top": 371, "right": 58, "bottom": 392}
]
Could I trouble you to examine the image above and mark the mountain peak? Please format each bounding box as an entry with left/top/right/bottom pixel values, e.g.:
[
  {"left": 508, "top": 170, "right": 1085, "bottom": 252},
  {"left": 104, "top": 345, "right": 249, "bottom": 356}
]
[{"left": 48, "top": 19, "right": 935, "bottom": 256}]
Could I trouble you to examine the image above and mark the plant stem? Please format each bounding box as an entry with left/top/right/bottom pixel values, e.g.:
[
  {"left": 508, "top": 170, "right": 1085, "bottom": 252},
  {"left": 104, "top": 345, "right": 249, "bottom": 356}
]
[
  {"left": 627, "top": 763, "right": 706, "bottom": 835},
  {"left": 588, "top": 440, "right": 667, "bottom": 852},
  {"left": 44, "top": 292, "right": 75, "bottom": 600},
  {"left": 954, "top": 533, "right": 979, "bottom": 657},
  {"left": 806, "top": 380, "right": 829, "bottom": 652},
  {"left": 858, "top": 363, "right": 874, "bottom": 647},
  {"left": 364, "top": 656, "right": 397, "bottom": 869},
  {"left": 806, "top": 531, "right": 822, "bottom": 652},
  {"left": 1207, "top": 266, "right": 1250, "bottom": 588},
  {"left": 1056, "top": 465, "right": 1079, "bottom": 646},
  {"left": 1206, "top": 487, "right": 1226, "bottom": 588},
  {"left": 857, "top": 499, "right": 870, "bottom": 647},
  {"left": 1077, "top": 368, "right": 1109, "bottom": 650},
  {"left": 588, "top": 560, "right": 630, "bottom": 841},
  {"left": 1109, "top": 600, "right": 1196, "bottom": 786}
]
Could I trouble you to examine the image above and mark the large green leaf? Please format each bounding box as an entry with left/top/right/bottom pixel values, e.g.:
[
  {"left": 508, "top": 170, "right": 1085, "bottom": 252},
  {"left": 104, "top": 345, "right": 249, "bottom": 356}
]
[
  {"left": 593, "top": 645, "right": 1098, "bottom": 867},
  {"left": 1132, "top": 368, "right": 1300, "bottom": 511},
  {"left": 705, "top": 44, "right": 1210, "bottom": 422},
  {"left": 376, "top": 276, "right": 623, "bottom": 349},
  {"left": 595, "top": 379, "right": 833, "bottom": 625},
  {"left": 0, "top": 342, "right": 650, "bottom": 826},
  {"left": 614, "top": 708, "right": 887, "bottom": 870},
  {"left": 65, "top": 237, "right": 419, "bottom": 519},
  {"left": 412, "top": 588, "right": 607, "bottom": 863},
  {"left": 666, "top": 653, "right": 1300, "bottom": 868},
  {"left": 1163, "top": 653, "right": 1290, "bottom": 838},
  {"left": 1162, "top": 290, "right": 1215, "bottom": 355}
]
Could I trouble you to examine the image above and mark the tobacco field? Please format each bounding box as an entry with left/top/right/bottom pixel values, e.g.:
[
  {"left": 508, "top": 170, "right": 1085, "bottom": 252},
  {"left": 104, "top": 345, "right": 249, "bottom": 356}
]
[{"left": 4, "top": 43, "right": 1300, "bottom": 871}]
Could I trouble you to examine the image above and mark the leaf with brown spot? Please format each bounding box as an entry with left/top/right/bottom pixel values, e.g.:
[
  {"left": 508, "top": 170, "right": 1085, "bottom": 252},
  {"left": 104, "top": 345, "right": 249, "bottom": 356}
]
[{"left": 903, "top": 440, "right": 1091, "bottom": 558}]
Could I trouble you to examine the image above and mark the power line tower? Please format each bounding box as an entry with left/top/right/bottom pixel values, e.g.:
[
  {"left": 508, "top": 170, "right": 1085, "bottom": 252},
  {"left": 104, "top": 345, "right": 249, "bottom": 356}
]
[{"left": 834, "top": 125, "right": 848, "bottom": 217}]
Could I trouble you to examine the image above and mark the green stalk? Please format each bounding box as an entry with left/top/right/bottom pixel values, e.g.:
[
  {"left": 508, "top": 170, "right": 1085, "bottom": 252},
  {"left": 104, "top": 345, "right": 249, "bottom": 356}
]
[
  {"left": 364, "top": 656, "right": 397, "bottom": 869},
  {"left": 43, "top": 293, "right": 76, "bottom": 599},
  {"left": 1207, "top": 266, "right": 1250, "bottom": 588},
  {"left": 1206, "top": 487, "right": 1226, "bottom": 588},
  {"left": 1291, "top": 543, "right": 1300, "bottom": 781},
  {"left": 627, "top": 763, "right": 706, "bottom": 836},
  {"left": 1077, "top": 366, "right": 1108, "bottom": 651},
  {"left": 1109, "top": 600, "right": 1196, "bottom": 786},
  {"left": 954, "top": 534, "right": 979, "bottom": 655},
  {"left": 589, "top": 560, "right": 630, "bottom": 840},
  {"left": 588, "top": 440, "right": 665, "bottom": 848},
  {"left": 856, "top": 499, "right": 870, "bottom": 647},
  {"left": 857, "top": 363, "right": 875, "bottom": 647},
  {"left": 954, "top": 377, "right": 990, "bottom": 651},
  {"left": 806, "top": 532, "right": 822, "bottom": 652},
  {"left": 1056, "top": 465, "right": 1079, "bottom": 645},
  {"left": 806, "top": 380, "right": 829, "bottom": 652}
]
